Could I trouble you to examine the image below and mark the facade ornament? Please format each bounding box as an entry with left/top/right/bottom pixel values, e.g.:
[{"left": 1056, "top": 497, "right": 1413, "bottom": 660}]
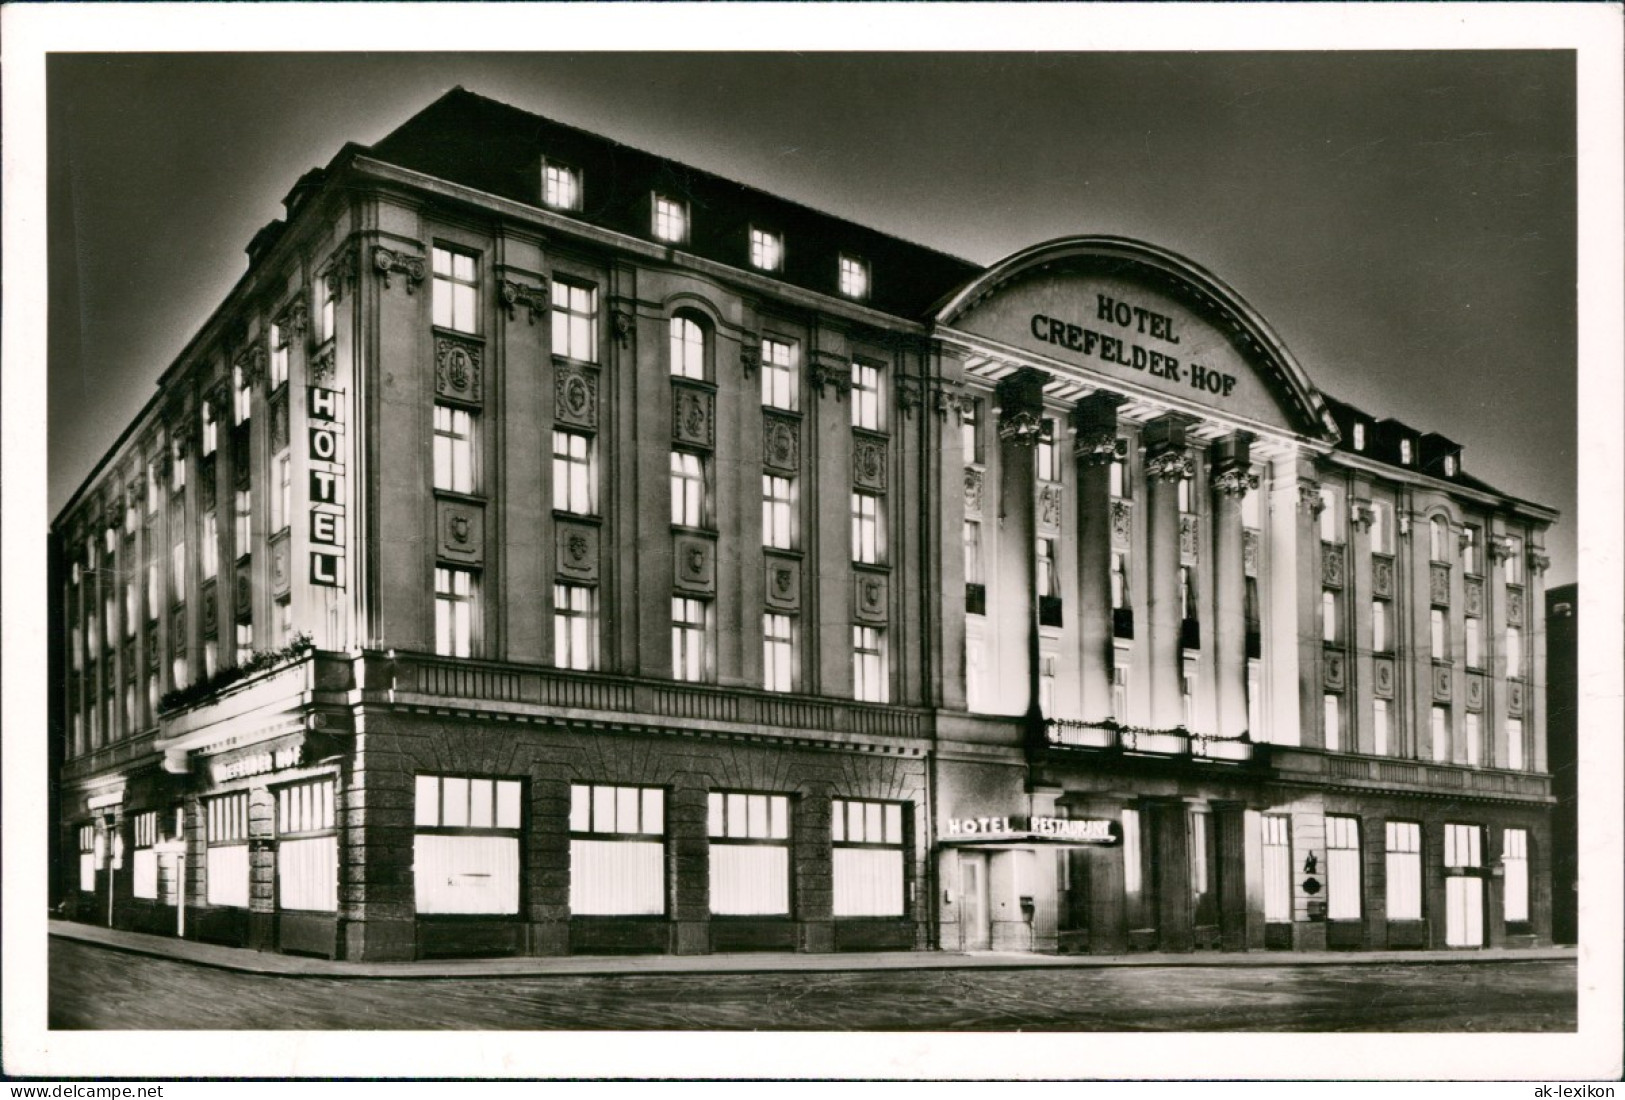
[
  {"left": 372, "top": 246, "right": 426, "bottom": 294},
  {"left": 1211, "top": 466, "right": 1259, "bottom": 497},
  {"left": 310, "top": 344, "right": 337, "bottom": 385},
  {"left": 325, "top": 247, "right": 357, "bottom": 303},
  {"left": 1144, "top": 449, "right": 1193, "bottom": 482},
  {"left": 1297, "top": 481, "right": 1326, "bottom": 516},
  {"left": 1349, "top": 501, "right": 1375, "bottom": 531},
  {"left": 811, "top": 358, "right": 851, "bottom": 401},
  {"left": 277, "top": 298, "right": 309, "bottom": 342},
  {"left": 206, "top": 380, "right": 233, "bottom": 418},
  {"left": 1074, "top": 428, "right": 1118, "bottom": 465},
  {"left": 169, "top": 415, "right": 197, "bottom": 459},
  {"left": 236, "top": 343, "right": 267, "bottom": 389},
  {"left": 896, "top": 376, "right": 923, "bottom": 419},
  {"left": 499, "top": 279, "right": 547, "bottom": 324},
  {"left": 1488, "top": 535, "right": 1514, "bottom": 564},
  {"left": 739, "top": 334, "right": 761, "bottom": 379},
  {"left": 930, "top": 380, "right": 966, "bottom": 421},
  {"left": 1527, "top": 549, "right": 1550, "bottom": 575},
  {"left": 612, "top": 310, "right": 635, "bottom": 347},
  {"left": 997, "top": 409, "right": 1044, "bottom": 447}
]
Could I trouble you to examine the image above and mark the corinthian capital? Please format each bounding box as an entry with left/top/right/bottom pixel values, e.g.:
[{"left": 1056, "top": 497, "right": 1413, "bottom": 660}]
[
  {"left": 1145, "top": 449, "right": 1193, "bottom": 482},
  {"left": 1074, "top": 428, "right": 1118, "bottom": 465},
  {"left": 1297, "top": 481, "right": 1325, "bottom": 516},
  {"left": 1211, "top": 466, "right": 1259, "bottom": 497},
  {"left": 998, "top": 409, "right": 1044, "bottom": 447}
]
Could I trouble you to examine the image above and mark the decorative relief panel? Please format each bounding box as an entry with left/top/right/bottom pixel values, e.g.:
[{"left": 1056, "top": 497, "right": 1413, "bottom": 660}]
[
  {"left": 434, "top": 335, "right": 483, "bottom": 407},
  {"left": 1372, "top": 555, "right": 1394, "bottom": 599},
  {"left": 200, "top": 581, "right": 218, "bottom": 638},
  {"left": 555, "top": 521, "right": 599, "bottom": 582},
  {"left": 963, "top": 467, "right": 984, "bottom": 520},
  {"left": 310, "top": 344, "right": 336, "bottom": 386},
  {"left": 436, "top": 499, "right": 485, "bottom": 565},
  {"left": 763, "top": 414, "right": 799, "bottom": 473},
  {"left": 1506, "top": 594, "right": 1524, "bottom": 628},
  {"left": 270, "top": 532, "right": 291, "bottom": 597},
  {"left": 1180, "top": 515, "right": 1199, "bottom": 564},
  {"left": 271, "top": 391, "right": 290, "bottom": 452},
  {"left": 234, "top": 563, "right": 252, "bottom": 619},
  {"left": 554, "top": 366, "right": 598, "bottom": 429},
  {"left": 171, "top": 609, "right": 187, "bottom": 653},
  {"left": 146, "top": 626, "right": 159, "bottom": 669},
  {"left": 854, "top": 570, "right": 889, "bottom": 625},
  {"left": 673, "top": 533, "right": 716, "bottom": 596},
  {"left": 1111, "top": 500, "right": 1133, "bottom": 548},
  {"left": 764, "top": 554, "right": 801, "bottom": 612},
  {"left": 1464, "top": 576, "right": 1484, "bottom": 618},
  {"left": 1243, "top": 529, "right": 1260, "bottom": 577},
  {"left": 1373, "top": 657, "right": 1395, "bottom": 699},
  {"left": 1508, "top": 680, "right": 1524, "bottom": 716},
  {"left": 1429, "top": 563, "right": 1451, "bottom": 606},
  {"left": 1432, "top": 663, "right": 1452, "bottom": 702},
  {"left": 1323, "top": 650, "right": 1345, "bottom": 691},
  {"left": 1039, "top": 484, "right": 1063, "bottom": 532},
  {"left": 1321, "top": 544, "right": 1345, "bottom": 588},
  {"left": 853, "top": 435, "right": 888, "bottom": 491},
  {"left": 1466, "top": 673, "right": 1485, "bottom": 712},
  {"left": 672, "top": 383, "right": 714, "bottom": 448}
]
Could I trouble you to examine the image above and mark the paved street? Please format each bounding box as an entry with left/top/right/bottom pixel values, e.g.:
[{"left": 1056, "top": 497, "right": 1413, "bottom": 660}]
[{"left": 49, "top": 940, "right": 1575, "bottom": 1031}]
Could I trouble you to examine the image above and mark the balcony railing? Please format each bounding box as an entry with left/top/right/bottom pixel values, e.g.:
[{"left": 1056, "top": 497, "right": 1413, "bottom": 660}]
[{"left": 1044, "top": 718, "right": 1254, "bottom": 764}]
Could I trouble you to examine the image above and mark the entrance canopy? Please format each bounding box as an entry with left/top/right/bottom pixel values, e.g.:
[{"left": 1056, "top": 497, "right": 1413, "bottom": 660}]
[{"left": 933, "top": 236, "right": 1340, "bottom": 446}]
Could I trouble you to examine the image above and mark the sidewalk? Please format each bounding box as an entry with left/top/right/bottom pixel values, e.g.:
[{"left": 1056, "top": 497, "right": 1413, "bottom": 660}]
[{"left": 49, "top": 919, "right": 1577, "bottom": 980}]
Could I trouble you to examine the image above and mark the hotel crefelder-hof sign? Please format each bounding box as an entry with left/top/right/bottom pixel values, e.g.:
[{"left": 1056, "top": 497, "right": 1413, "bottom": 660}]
[
  {"left": 308, "top": 384, "right": 345, "bottom": 587},
  {"left": 963, "top": 272, "right": 1290, "bottom": 431}
]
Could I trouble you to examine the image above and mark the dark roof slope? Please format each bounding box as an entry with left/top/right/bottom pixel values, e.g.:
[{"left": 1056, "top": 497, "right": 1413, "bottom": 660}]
[{"left": 366, "top": 87, "right": 982, "bottom": 321}]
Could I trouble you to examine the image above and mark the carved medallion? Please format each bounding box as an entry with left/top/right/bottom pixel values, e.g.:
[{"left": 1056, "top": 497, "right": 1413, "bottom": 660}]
[
  {"left": 1324, "top": 653, "right": 1345, "bottom": 690},
  {"left": 1322, "top": 544, "right": 1345, "bottom": 588},
  {"left": 963, "top": 467, "right": 984, "bottom": 520},
  {"left": 854, "top": 570, "right": 889, "bottom": 624},
  {"left": 1464, "top": 576, "right": 1484, "bottom": 618},
  {"left": 271, "top": 537, "right": 290, "bottom": 597},
  {"left": 435, "top": 337, "right": 483, "bottom": 405},
  {"left": 671, "top": 384, "right": 714, "bottom": 447},
  {"left": 554, "top": 367, "right": 598, "bottom": 429},
  {"left": 201, "top": 583, "right": 218, "bottom": 636},
  {"left": 1508, "top": 680, "right": 1524, "bottom": 715},
  {"left": 1466, "top": 673, "right": 1484, "bottom": 712},
  {"left": 853, "top": 437, "right": 887, "bottom": 490},
  {"left": 1372, "top": 556, "right": 1394, "bottom": 599},
  {"left": 555, "top": 521, "right": 599, "bottom": 581},
  {"left": 1110, "top": 499, "right": 1132, "bottom": 547},
  {"left": 763, "top": 555, "right": 801, "bottom": 611},
  {"left": 1374, "top": 657, "right": 1394, "bottom": 698},
  {"left": 235, "top": 565, "right": 252, "bottom": 618},
  {"left": 1506, "top": 595, "right": 1524, "bottom": 628},
  {"left": 1039, "top": 484, "right": 1063, "bottom": 531},
  {"left": 436, "top": 501, "right": 484, "bottom": 564},
  {"left": 1180, "top": 514, "right": 1199, "bottom": 563},
  {"left": 672, "top": 534, "right": 716, "bottom": 595},
  {"left": 1429, "top": 563, "right": 1451, "bottom": 606},
  {"left": 1433, "top": 665, "right": 1452, "bottom": 702},
  {"left": 763, "top": 415, "right": 799, "bottom": 472}
]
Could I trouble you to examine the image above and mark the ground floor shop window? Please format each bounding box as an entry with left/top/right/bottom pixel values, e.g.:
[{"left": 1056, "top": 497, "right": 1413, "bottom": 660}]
[
  {"left": 79, "top": 824, "right": 96, "bottom": 892},
  {"left": 1189, "top": 810, "right": 1217, "bottom": 927},
  {"left": 831, "top": 799, "right": 905, "bottom": 917},
  {"left": 569, "top": 783, "right": 664, "bottom": 916},
  {"left": 1262, "top": 814, "right": 1291, "bottom": 922},
  {"left": 278, "top": 778, "right": 338, "bottom": 913},
  {"left": 1325, "top": 815, "right": 1361, "bottom": 920},
  {"left": 132, "top": 811, "right": 159, "bottom": 900},
  {"left": 1503, "top": 828, "right": 1529, "bottom": 923},
  {"left": 1385, "top": 821, "right": 1422, "bottom": 921},
  {"left": 1444, "top": 822, "right": 1485, "bottom": 947},
  {"left": 206, "top": 793, "right": 251, "bottom": 908},
  {"left": 415, "top": 775, "right": 522, "bottom": 915},
  {"left": 708, "top": 791, "right": 790, "bottom": 916}
]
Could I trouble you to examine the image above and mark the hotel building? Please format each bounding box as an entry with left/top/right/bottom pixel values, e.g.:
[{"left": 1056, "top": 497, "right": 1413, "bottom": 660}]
[{"left": 53, "top": 88, "right": 1558, "bottom": 960}]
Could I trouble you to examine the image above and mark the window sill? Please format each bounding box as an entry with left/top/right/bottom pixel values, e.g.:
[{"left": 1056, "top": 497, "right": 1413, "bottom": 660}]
[
  {"left": 670, "top": 523, "right": 716, "bottom": 538},
  {"left": 554, "top": 509, "right": 602, "bottom": 525},
  {"left": 434, "top": 488, "right": 487, "bottom": 506},
  {"left": 431, "top": 324, "right": 484, "bottom": 343}
]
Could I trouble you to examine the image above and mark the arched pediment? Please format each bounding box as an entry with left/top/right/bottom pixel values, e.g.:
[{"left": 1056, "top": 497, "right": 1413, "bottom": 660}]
[{"left": 934, "top": 236, "right": 1338, "bottom": 442}]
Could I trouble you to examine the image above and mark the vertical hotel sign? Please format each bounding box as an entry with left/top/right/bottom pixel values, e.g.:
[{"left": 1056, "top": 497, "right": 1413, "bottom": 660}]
[{"left": 308, "top": 385, "right": 345, "bottom": 587}]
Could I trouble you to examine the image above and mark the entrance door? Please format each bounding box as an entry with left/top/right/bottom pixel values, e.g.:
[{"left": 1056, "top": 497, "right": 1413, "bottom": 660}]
[
  {"left": 1445, "top": 876, "right": 1483, "bottom": 947},
  {"left": 959, "top": 851, "right": 991, "bottom": 950}
]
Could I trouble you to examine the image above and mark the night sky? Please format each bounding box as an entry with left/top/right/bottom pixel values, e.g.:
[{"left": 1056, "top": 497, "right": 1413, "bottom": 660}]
[{"left": 47, "top": 52, "right": 1578, "bottom": 582}]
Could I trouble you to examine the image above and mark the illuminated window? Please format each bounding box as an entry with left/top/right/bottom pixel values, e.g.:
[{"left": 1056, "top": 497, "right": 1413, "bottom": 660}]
[
  {"left": 853, "top": 625, "right": 887, "bottom": 703},
  {"left": 838, "top": 254, "right": 869, "bottom": 300},
  {"left": 235, "top": 489, "right": 252, "bottom": 559},
  {"left": 961, "top": 398, "right": 984, "bottom": 464},
  {"left": 750, "top": 227, "right": 783, "bottom": 272},
  {"left": 272, "top": 453, "right": 291, "bottom": 533},
  {"left": 278, "top": 778, "right": 338, "bottom": 913},
  {"left": 1322, "top": 590, "right": 1339, "bottom": 643},
  {"left": 1370, "top": 501, "right": 1392, "bottom": 554},
  {"left": 851, "top": 360, "right": 883, "bottom": 431},
  {"left": 1351, "top": 422, "right": 1366, "bottom": 451},
  {"left": 1462, "top": 525, "right": 1481, "bottom": 575},
  {"left": 851, "top": 491, "right": 883, "bottom": 565},
  {"left": 1372, "top": 599, "right": 1389, "bottom": 653},
  {"left": 672, "top": 597, "right": 710, "bottom": 683},
  {"left": 1325, "top": 815, "right": 1361, "bottom": 920},
  {"left": 171, "top": 543, "right": 187, "bottom": 601},
  {"left": 433, "top": 405, "right": 476, "bottom": 494},
  {"left": 708, "top": 792, "right": 790, "bottom": 916},
  {"left": 542, "top": 162, "right": 581, "bottom": 210},
  {"left": 318, "top": 274, "right": 336, "bottom": 344},
  {"left": 553, "top": 583, "right": 598, "bottom": 671},
  {"left": 963, "top": 520, "right": 984, "bottom": 587},
  {"left": 1430, "top": 516, "right": 1451, "bottom": 562},
  {"left": 1039, "top": 652, "right": 1057, "bottom": 715},
  {"left": 1262, "top": 815, "right": 1291, "bottom": 921},
  {"left": 832, "top": 799, "right": 906, "bottom": 918},
  {"left": 1465, "top": 711, "right": 1481, "bottom": 768},
  {"left": 1507, "top": 717, "right": 1525, "bottom": 771},
  {"left": 653, "top": 195, "right": 688, "bottom": 243},
  {"left": 762, "top": 474, "right": 795, "bottom": 550},
  {"left": 1503, "top": 829, "right": 1528, "bottom": 923},
  {"left": 132, "top": 811, "right": 159, "bottom": 901},
  {"left": 1318, "top": 487, "right": 1339, "bottom": 543},
  {"left": 763, "top": 613, "right": 795, "bottom": 693},
  {"left": 550, "top": 280, "right": 598, "bottom": 363},
  {"left": 1505, "top": 626, "right": 1523, "bottom": 676},
  {"left": 1399, "top": 437, "right": 1413, "bottom": 465},
  {"left": 1465, "top": 617, "right": 1481, "bottom": 669},
  {"left": 552, "top": 430, "right": 595, "bottom": 516},
  {"left": 200, "top": 512, "right": 218, "bottom": 581},
  {"left": 1373, "top": 698, "right": 1390, "bottom": 756},
  {"left": 1111, "top": 551, "right": 1129, "bottom": 610},
  {"left": 671, "top": 451, "right": 706, "bottom": 528},
  {"left": 233, "top": 365, "right": 252, "bottom": 425},
  {"left": 1037, "top": 539, "right": 1059, "bottom": 599},
  {"left": 761, "top": 338, "right": 797, "bottom": 411},
  {"left": 1323, "top": 693, "right": 1341, "bottom": 751},
  {"left": 270, "top": 323, "right": 289, "bottom": 390},
  {"left": 1110, "top": 443, "right": 1129, "bottom": 500},
  {"left": 431, "top": 246, "right": 479, "bottom": 334},
  {"left": 1431, "top": 706, "right": 1450, "bottom": 763},
  {"left": 235, "top": 620, "right": 253, "bottom": 665},
  {"left": 1037, "top": 419, "right": 1060, "bottom": 482},
  {"left": 570, "top": 784, "right": 664, "bottom": 916},
  {"left": 201, "top": 402, "right": 218, "bottom": 457},
  {"left": 1385, "top": 821, "right": 1422, "bottom": 920},
  {"left": 670, "top": 315, "right": 706, "bottom": 379},
  {"left": 205, "top": 792, "right": 250, "bottom": 908},
  {"left": 1503, "top": 536, "right": 1524, "bottom": 585},
  {"left": 417, "top": 775, "right": 523, "bottom": 916},
  {"left": 1431, "top": 608, "right": 1447, "bottom": 658},
  {"left": 434, "top": 567, "right": 476, "bottom": 658}
]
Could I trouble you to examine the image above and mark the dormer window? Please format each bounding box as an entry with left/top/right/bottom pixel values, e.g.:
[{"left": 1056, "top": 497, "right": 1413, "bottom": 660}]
[
  {"left": 1443, "top": 454, "right": 1457, "bottom": 477},
  {"left": 750, "top": 227, "right": 783, "bottom": 272},
  {"left": 1351, "top": 422, "right": 1365, "bottom": 451},
  {"left": 542, "top": 162, "right": 581, "bottom": 211},
  {"left": 1398, "top": 438, "right": 1413, "bottom": 465},
  {"left": 653, "top": 195, "right": 688, "bottom": 244},
  {"left": 838, "top": 254, "right": 869, "bottom": 300}
]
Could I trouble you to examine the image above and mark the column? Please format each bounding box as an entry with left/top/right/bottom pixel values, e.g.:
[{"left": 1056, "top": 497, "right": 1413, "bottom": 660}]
[
  {"left": 1151, "top": 799, "right": 1193, "bottom": 952},
  {"left": 1528, "top": 547, "right": 1550, "bottom": 774},
  {"left": 994, "top": 367, "right": 1048, "bottom": 722},
  {"left": 1072, "top": 394, "right": 1120, "bottom": 721},
  {"left": 1214, "top": 802, "right": 1262, "bottom": 951},
  {"left": 1210, "top": 436, "right": 1255, "bottom": 738},
  {"left": 1143, "top": 417, "right": 1191, "bottom": 730}
]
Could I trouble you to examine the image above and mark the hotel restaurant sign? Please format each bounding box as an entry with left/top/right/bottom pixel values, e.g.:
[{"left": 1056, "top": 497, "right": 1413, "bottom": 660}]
[{"left": 943, "top": 814, "right": 1120, "bottom": 846}]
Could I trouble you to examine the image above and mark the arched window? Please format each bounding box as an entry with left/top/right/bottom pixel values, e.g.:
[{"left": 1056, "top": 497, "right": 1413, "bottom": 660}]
[
  {"left": 1429, "top": 516, "right": 1450, "bottom": 562},
  {"left": 669, "top": 314, "right": 707, "bottom": 380}
]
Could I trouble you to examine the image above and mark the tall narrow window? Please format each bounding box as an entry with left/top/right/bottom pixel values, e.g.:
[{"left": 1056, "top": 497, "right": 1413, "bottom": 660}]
[
  {"left": 761, "top": 338, "right": 796, "bottom": 410},
  {"left": 1325, "top": 815, "right": 1362, "bottom": 920},
  {"left": 1465, "top": 617, "right": 1482, "bottom": 669},
  {"left": 433, "top": 405, "right": 476, "bottom": 494},
  {"left": 1503, "top": 829, "right": 1529, "bottom": 923},
  {"left": 233, "top": 365, "right": 252, "bottom": 426},
  {"left": 1319, "top": 487, "right": 1339, "bottom": 543},
  {"left": 416, "top": 775, "right": 523, "bottom": 915},
  {"left": 319, "top": 274, "right": 336, "bottom": 344},
  {"left": 1262, "top": 814, "right": 1292, "bottom": 922},
  {"left": 434, "top": 567, "right": 476, "bottom": 658},
  {"left": 1431, "top": 608, "right": 1447, "bottom": 658},
  {"left": 1464, "top": 712, "right": 1482, "bottom": 767},
  {"left": 431, "top": 246, "right": 478, "bottom": 334},
  {"left": 1385, "top": 821, "right": 1423, "bottom": 920},
  {"left": 1503, "top": 537, "right": 1524, "bottom": 585},
  {"left": 1111, "top": 551, "right": 1129, "bottom": 610},
  {"left": 961, "top": 398, "right": 984, "bottom": 464},
  {"left": 749, "top": 227, "right": 783, "bottom": 272},
  {"left": 1323, "top": 693, "right": 1341, "bottom": 751},
  {"left": 1431, "top": 706, "right": 1450, "bottom": 763},
  {"left": 763, "top": 613, "right": 794, "bottom": 693},
  {"left": 542, "top": 163, "right": 581, "bottom": 210},
  {"left": 832, "top": 799, "right": 906, "bottom": 917},
  {"left": 964, "top": 520, "right": 985, "bottom": 588},
  {"left": 1351, "top": 422, "right": 1366, "bottom": 451},
  {"left": 1505, "top": 626, "right": 1523, "bottom": 676},
  {"left": 652, "top": 195, "right": 688, "bottom": 243},
  {"left": 1373, "top": 698, "right": 1390, "bottom": 756},
  {"left": 1445, "top": 822, "right": 1482, "bottom": 869},
  {"left": 146, "top": 561, "right": 160, "bottom": 622},
  {"left": 672, "top": 597, "right": 709, "bottom": 682},
  {"left": 671, "top": 451, "right": 706, "bottom": 528},
  {"left": 201, "top": 402, "right": 218, "bottom": 457},
  {"left": 762, "top": 474, "right": 795, "bottom": 550},
  {"left": 171, "top": 542, "right": 186, "bottom": 600},
  {"left": 1370, "top": 501, "right": 1392, "bottom": 554},
  {"left": 853, "top": 625, "right": 887, "bottom": 703},
  {"left": 132, "top": 811, "right": 159, "bottom": 900},
  {"left": 79, "top": 825, "right": 97, "bottom": 892},
  {"left": 171, "top": 437, "right": 188, "bottom": 491},
  {"left": 669, "top": 315, "right": 706, "bottom": 379},
  {"left": 838, "top": 254, "right": 869, "bottom": 300},
  {"left": 201, "top": 512, "right": 219, "bottom": 580},
  {"left": 270, "top": 323, "right": 289, "bottom": 390},
  {"left": 550, "top": 280, "right": 599, "bottom": 363},
  {"left": 278, "top": 778, "right": 338, "bottom": 913},
  {"left": 272, "top": 453, "right": 291, "bottom": 532},
  {"left": 851, "top": 491, "right": 883, "bottom": 565},
  {"left": 1322, "top": 590, "right": 1339, "bottom": 643},
  {"left": 1399, "top": 437, "right": 1413, "bottom": 465},
  {"left": 1372, "top": 599, "right": 1390, "bottom": 652},
  {"left": 553, "top": 430, "right": 595, "bottom": 515},
  {"left": 1430, "top": 516, "right": 1450, "bottom": 562},
  {"left": 569, "top": 783, "right": 664, "bottom": 915},
  {"left": 1037, "top": 539, "right": 1059, "bottom": 599},
  {"left": 1507, "top": 717, "right": 1525, "bottom": 771},
  {"left": 1039, "top": 652, "right": 1057, "bottom": 715},
  {"left": 553, "top": 583, "right": 598, "bottom": 671},
  {"left": 235, "top": 489, "right": 252, "bottom": 559},
  {"left": 205, "top": 792, "right": 250, "bottom": 908},
  {"left": 708, "top": 792, "right": 790, "bottom": 915},
  {"left": 1247, "top": 659, "right": 1263, "bottom": 739},
  {"left": 1036, "top": 419, "right": 1059, "bottom": 482},
  {"left": 1462, "top": 525, "right": 1481, "bottom": 575},
  {"left": 235, "top": 620, "right": 253, "bottom": 665},
  {"left": 1112, "top": 661, "right": 1130, "bottom": 721},
  {"left": 851, "top": 361, "right": 883, "bottom": 431}
]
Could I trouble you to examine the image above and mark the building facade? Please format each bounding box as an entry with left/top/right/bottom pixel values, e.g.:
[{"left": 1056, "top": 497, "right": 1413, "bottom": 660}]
[
  {"left": 1545, "top": 583, "right": 1577, "bottom": 946},
  {"left": 53, "top": 88, "right": 1558, "bottom": 961}
]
